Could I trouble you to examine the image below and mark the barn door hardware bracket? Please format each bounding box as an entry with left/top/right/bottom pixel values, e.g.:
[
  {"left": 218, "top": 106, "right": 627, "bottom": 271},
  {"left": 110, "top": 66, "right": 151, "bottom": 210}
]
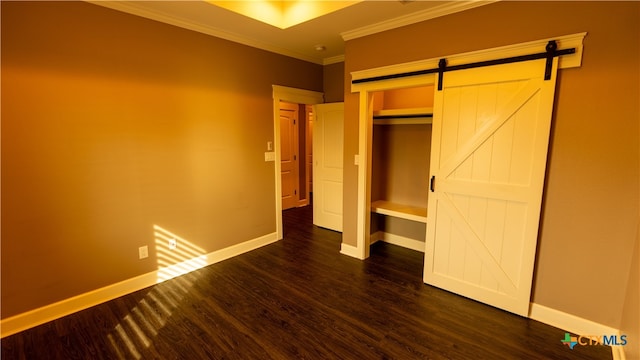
[
  {"left": 544, "top": 40, "right": 558, "bottom": 80},
  {"left": 352, "top": 40, "right": 575, "bottom": 88},
  {"left": 437, "top": 59, "right": 447, "bottom": 91}
]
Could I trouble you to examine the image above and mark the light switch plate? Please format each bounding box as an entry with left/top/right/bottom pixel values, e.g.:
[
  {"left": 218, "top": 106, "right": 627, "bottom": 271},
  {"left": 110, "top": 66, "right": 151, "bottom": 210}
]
[
  {"left": 138, "top": 246, "right": 148, "bottom": 259},
  {"left": 265, "top": 152, "right": 275, "bottom": 162}
]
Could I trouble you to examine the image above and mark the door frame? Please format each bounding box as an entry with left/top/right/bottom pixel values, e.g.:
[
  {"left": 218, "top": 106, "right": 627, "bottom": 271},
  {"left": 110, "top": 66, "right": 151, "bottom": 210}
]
[
  {"left": 349, "top": 33, "right": 586, "bottom": 261},
  {"left": 272, "top": 85, "right": 324, "bottom": 240}
]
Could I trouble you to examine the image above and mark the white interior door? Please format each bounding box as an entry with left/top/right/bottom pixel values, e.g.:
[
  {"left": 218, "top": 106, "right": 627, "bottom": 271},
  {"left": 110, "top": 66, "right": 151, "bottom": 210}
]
[
  {"left": 313, "top": 103, "right": 344, "bottom": 232},
  {"left": 424, "top": 58, "right": 558, "bottom": 316}
]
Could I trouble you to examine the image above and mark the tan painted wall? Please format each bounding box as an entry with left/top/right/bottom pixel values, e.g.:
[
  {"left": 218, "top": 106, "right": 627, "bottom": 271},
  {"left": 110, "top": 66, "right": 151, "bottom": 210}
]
[
  {"left": 372, "top": 124, "right": 431, "bottom": 208},
  {"left": 343, "top": 0, "right": 639, "bottom": 331},
  {"left": 323, "top": 62, "right": 345, "bottom": 103},
  {"left": 1, "top": 2, "right": 322, "bottom": 318}
]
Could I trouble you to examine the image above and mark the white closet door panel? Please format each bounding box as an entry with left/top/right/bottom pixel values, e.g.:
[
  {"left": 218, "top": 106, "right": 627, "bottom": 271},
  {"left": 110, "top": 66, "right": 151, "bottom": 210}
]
[
  {"left": 424, "top": 58, "right": 558, "bottom": 316},
  {"left": 313, "top": 103, "right": 344, "bottom": 232},
  {"left": 321, "top": 181, "right": 343, "bottom": 215}
]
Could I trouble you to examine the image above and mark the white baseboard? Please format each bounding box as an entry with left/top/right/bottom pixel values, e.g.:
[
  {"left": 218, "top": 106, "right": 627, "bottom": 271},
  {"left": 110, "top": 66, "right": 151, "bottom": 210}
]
[
  {"left": 371, "top": 231, "right": 425, "bottom": 252},
  {"left": 529, "top": 303, "right": 620, "bottom": 336},
  {"left": 1, "top": 232, "right": 279, "bottom": 338},
  {"left": 529, "top": 303, "right": 624, "bottom": 359},
  {"left": 340, "top": 242, "right": 364, "bottom": 259},
  {"left": 12, "top": 232, "right": 625, "bottom": 358},
  {"left": 340, "top": 232, "right": 424, "bottom": 260},
  {"left": 611, "top": 345, "right": 626, "bottom": 360}
]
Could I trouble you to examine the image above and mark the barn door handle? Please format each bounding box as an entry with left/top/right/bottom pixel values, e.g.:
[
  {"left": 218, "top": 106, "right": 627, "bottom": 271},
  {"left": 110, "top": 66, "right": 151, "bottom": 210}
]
[{"left": 430, "top": 176, "right": 435, "bottom": 192}]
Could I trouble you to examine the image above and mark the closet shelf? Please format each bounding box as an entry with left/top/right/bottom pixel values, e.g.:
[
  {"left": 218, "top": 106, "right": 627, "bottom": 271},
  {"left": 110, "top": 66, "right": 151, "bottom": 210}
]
[
  {"left": 371, "top": 200, "right": 427, "bottom": 223},
  {"left": 373, "top": 107, "right": 433, "bottom": 125}
]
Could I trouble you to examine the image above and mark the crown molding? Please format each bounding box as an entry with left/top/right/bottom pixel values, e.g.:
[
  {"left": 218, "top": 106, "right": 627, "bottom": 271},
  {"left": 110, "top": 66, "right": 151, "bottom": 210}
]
[
  {"left": 323, "top": 55, "right": 345, "bottom": 65},
  {"left": 87, "top": 1, "right": 326, "bottom": 65},
  {"left": 87, "top": 1, "right": 496, "bottom": 66},
  {"left": 341, "top": 0, "right": 498, "bottom": 41}
]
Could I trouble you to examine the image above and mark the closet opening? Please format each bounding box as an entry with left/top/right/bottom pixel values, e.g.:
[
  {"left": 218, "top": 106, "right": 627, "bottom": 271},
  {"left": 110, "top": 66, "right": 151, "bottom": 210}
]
[
  {"left": 350, "top": 33, "right": 586, "bottom": 316},
  {"left": 369, "top": 84, "right": 434, "bottom": 254}
]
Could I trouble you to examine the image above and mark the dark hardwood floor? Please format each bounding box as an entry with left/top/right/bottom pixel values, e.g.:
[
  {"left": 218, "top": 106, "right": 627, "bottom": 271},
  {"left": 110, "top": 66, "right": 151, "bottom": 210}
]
[{"left": 2, "top": 205, "right": 611, "bottom": 359}]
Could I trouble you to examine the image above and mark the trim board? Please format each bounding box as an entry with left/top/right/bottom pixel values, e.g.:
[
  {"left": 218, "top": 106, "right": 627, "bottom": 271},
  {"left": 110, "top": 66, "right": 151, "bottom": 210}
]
[
  {"left": 1, "top": 232, "right": 279, "bottom": 338},
  {"left": 529, "top": 303, "right": 624, "bottom": 360},
  {"left": 340, "top": 242, "right": 363, "bottom": 259},
  {"left": 371, "top": 231, "right": 425, "bottom": 253}
]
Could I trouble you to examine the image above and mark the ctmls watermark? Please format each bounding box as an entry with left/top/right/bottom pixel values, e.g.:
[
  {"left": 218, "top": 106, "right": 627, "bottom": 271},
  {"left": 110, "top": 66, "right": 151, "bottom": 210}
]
[{"left": 561, "top": 333, "right": 627, "bottom": 349}]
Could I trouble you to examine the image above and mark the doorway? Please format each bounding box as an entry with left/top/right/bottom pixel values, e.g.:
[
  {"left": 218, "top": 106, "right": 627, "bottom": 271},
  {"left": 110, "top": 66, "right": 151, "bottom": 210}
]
[
  {"left": 271, "top": 86, "right": 324, "bottom": 240},
  {"left": 279, "top": 101, "right": 312, "bottom": 210}
]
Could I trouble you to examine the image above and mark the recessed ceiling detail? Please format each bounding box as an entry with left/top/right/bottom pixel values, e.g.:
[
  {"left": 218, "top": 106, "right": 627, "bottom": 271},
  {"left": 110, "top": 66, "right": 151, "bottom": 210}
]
[
  {"left": 89, "top": 1, "right": 496, "bottom": 65},
  {"left": 207, "top": 1, "right": 362, "bottom": 29}
]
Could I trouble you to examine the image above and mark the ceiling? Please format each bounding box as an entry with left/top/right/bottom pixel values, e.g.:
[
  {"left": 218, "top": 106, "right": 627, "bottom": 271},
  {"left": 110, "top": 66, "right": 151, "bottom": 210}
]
[{"left": 91, "top": 1, "right": 495, "bottom": 65}]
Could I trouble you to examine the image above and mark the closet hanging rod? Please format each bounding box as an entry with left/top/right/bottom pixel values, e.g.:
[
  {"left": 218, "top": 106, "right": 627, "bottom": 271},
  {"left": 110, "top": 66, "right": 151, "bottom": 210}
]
[
  {"left": 373, "top": 114, "right": 432, "bottom": 120},
  {"left": 352, "top": 40, "right": 575, "bottom": 87}
]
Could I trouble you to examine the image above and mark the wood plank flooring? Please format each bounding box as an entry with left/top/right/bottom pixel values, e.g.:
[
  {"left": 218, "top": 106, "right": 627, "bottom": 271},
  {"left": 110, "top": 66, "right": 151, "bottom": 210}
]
[{"left": 2, "top": 205, "right": 611, "bottom": 359}]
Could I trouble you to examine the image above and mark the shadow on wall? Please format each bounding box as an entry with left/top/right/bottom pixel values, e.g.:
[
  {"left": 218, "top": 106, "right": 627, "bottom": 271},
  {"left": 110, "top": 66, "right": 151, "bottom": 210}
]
[{"left": 107, "top": 225, "right": 208, "bottom": 359}]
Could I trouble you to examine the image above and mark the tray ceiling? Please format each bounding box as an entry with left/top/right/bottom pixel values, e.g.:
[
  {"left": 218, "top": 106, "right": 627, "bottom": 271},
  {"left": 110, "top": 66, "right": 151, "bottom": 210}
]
[{"left": 90, "top": 1, "right": 495, "bottom": 65}]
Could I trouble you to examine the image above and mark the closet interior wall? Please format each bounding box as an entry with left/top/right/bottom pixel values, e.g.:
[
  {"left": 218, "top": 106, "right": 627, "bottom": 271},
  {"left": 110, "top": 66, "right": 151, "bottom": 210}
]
[{"left": 370, "top": 85, "right": 434, "bottom": 246}]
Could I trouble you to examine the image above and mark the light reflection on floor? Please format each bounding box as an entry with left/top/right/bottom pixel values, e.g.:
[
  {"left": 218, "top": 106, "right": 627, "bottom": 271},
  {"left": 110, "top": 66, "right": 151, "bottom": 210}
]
[{"left": 107, "top": 225, "right": 207, "bottom": 358}]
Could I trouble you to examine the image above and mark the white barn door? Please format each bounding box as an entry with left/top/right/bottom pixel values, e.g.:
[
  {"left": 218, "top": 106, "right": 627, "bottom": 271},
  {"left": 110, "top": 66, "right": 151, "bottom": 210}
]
[
  {"left": 424, "top": 58, "right": 558, "bottom": 316},
  {"left": 313, "top": 103, "right": 344, "bottom": 232}
]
